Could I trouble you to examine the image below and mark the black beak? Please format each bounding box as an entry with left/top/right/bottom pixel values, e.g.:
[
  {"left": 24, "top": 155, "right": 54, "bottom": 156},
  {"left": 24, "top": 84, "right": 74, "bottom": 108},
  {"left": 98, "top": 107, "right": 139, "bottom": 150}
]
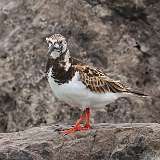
[
  {"left": 48, "top": 43, "right": 61, "bottom": 55},
  {"left": 48, "top": 45, "right": 55, "bottom": 55}
]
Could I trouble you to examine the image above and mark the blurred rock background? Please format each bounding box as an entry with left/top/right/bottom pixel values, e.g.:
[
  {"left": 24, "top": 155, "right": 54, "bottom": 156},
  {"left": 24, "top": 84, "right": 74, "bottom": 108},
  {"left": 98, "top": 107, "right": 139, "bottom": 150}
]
[{"left": 0, "top": 0, "right": 160, "bottom": 133}]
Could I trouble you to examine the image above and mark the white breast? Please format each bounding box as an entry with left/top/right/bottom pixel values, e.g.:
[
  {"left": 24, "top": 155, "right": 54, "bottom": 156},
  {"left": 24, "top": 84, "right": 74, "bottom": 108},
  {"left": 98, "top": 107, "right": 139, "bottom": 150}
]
[{"left": 47, "top": 68, "right": 127, "bottom": 108}]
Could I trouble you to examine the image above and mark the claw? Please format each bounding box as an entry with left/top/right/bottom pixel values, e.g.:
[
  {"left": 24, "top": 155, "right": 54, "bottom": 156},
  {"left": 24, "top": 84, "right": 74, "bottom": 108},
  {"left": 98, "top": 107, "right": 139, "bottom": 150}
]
[
  {"left": 61, "top": 125, "right": 91, "bottom": 135},
  {"left": 60, "top": 107, "right": 91, "bottom": 135},
  {"left": 61, "top": 124, "right": 82, "bottom": 135}
]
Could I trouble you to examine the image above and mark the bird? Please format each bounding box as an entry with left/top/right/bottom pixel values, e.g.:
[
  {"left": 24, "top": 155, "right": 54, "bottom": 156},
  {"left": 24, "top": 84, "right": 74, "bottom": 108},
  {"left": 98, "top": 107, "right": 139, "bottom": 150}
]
[{"left": 45, "top": 34, "right": 148, "bottom": 134}]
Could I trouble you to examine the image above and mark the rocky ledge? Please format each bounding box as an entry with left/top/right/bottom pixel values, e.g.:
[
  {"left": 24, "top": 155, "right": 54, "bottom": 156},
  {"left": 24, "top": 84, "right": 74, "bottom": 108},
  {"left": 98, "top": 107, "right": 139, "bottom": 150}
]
[{"left": 0, "top": 123, "right": 160, "bottom": 160}]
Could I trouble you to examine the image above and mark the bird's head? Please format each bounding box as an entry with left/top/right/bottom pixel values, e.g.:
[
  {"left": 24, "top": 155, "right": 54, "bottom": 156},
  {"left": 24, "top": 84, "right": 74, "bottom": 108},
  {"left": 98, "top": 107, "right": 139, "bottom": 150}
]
[{"left": 46, "top": 34, "right": 68, "bottom": 59}]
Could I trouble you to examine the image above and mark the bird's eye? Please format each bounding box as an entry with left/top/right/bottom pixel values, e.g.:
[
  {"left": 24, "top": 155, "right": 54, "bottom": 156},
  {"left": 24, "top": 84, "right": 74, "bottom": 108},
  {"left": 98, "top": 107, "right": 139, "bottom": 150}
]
[{"left": 59, "top": 41, "right": 62, "bottom": 44}]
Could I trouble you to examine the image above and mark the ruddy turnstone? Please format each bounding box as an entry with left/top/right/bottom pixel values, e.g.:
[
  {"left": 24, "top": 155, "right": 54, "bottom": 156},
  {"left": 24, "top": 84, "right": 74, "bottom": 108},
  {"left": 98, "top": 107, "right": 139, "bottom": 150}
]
[{"left": 45, "top": 34, "right": 147, "bottom": 134}]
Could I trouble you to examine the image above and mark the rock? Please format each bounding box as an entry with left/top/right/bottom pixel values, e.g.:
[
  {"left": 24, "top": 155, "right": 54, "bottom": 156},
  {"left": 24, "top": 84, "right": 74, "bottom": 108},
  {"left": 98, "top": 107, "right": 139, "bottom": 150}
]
[
  {"left": 0, "top": 123, "right": 160, "bottom": 160},
  {"left": 0, "top": 0, "right": 160, "bottom": 132}
]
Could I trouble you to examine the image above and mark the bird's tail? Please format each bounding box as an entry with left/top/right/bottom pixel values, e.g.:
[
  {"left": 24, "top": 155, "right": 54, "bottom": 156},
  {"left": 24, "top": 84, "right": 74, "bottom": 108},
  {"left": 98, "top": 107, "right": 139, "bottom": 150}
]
[{"left": 127, "top": 89, "right": 149, "bottom": 97}]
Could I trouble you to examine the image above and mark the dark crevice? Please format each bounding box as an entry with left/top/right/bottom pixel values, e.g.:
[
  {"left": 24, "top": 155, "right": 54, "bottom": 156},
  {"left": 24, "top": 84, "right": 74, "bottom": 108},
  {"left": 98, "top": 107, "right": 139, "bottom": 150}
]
[
  {"left": 112, "top": 6, "right": 148, "bottom": 23},
  {"left": 84, "top": 0, "right": 102, "bottom": 7}
]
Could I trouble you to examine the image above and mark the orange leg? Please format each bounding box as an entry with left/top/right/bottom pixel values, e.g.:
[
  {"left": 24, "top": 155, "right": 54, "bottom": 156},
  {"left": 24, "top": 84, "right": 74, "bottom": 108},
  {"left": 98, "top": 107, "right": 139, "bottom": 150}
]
[
  {"left": 80, "top": 107, "right": 91, "bottom": 130},
  {"left": 84, "top": 107, "right": 91, "bottom": 129},
  {"left": 62, "top": 107, "right": 91, "bottom": 135}
]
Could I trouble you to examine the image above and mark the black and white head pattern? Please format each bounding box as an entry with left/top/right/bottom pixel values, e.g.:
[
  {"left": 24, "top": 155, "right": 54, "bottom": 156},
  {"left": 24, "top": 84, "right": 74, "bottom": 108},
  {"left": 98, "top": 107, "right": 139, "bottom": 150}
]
[{"left": 46, "top": 34, "right": 68, "bottom": 59}]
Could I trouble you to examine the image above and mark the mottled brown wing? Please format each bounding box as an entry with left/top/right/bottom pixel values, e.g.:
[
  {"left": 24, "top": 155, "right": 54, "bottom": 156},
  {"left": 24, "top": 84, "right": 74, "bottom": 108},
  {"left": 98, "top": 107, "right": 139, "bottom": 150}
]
[{"left": 74, "top": 64, "right": 129, "bottom": 93}]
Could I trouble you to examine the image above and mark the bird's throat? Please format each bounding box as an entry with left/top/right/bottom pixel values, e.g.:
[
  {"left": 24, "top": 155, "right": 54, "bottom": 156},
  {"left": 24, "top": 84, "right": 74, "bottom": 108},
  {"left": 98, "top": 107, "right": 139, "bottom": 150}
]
[{"left": 46, "top": 50, "right": 74, "bottom": 84}]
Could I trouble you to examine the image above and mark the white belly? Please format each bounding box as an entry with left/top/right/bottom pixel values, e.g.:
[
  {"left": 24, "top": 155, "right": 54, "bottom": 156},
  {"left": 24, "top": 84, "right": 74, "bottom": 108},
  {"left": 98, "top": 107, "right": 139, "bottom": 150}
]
[{"left": 48, "top": 69, "right": 126, "bottom": 108}]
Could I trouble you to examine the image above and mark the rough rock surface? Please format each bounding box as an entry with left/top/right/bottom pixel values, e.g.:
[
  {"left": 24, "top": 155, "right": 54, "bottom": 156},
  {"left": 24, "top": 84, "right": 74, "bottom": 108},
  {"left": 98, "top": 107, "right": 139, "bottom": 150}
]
[
  {"left": 0, "top": 123, "right": 160, "bottom": 160},
  {"left": 0, "top": 0, "right": 160, "bottom": 132}
]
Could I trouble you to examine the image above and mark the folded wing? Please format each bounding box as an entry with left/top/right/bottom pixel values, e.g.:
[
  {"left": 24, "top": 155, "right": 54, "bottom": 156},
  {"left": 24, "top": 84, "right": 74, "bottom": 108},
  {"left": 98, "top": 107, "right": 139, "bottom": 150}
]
[{"left": 74, "top": 64, "right": 129, "bottom": 94}]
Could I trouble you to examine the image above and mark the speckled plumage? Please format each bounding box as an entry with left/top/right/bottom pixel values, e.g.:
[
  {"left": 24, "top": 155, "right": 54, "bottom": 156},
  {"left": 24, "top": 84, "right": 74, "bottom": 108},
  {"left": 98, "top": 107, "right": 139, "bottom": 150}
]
[{"left": 45, "top": 34, "right": 147, "bottom": 108}]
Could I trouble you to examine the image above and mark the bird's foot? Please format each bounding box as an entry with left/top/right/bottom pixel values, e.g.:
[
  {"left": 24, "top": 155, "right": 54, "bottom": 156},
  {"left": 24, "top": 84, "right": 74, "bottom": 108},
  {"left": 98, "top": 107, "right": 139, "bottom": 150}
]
[
  {"left": 61, "top": 107, "right": 91, "bottom": 135},
  {"left": 62, "top": 124, "right": 91, "bottom": 135},
  {"left": 83, "top": 124, "right": 91, "bottom": 130}
]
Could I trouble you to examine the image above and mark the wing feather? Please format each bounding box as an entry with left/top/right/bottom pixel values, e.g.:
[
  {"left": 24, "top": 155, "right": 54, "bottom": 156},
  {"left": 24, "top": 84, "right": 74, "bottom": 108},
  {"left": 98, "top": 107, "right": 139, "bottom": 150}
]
[{"left": 74, "top": 64, "right": 129, "bottom": 93}]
